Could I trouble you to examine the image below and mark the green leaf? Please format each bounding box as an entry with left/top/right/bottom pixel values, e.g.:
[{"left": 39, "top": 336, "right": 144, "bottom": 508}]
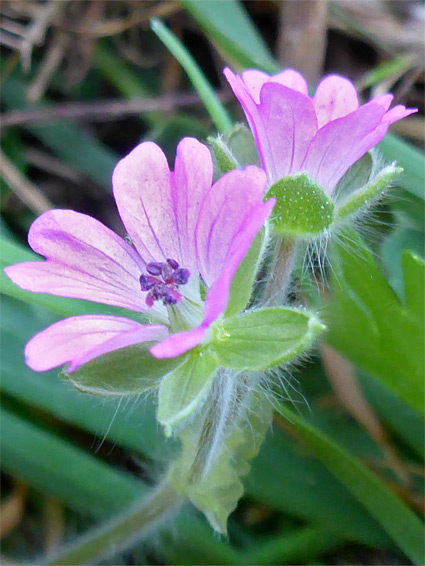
[
  {"left": 213, "top": 307, "right": 325, "bottom": 370},
  {"left": 265, "top": 173, "right": 334, "bottom": 236},
  {"left": 170, "top": 382, "right": 273, "bottom": 534},
  {"left": 278, "top": 405, "right": 425, "bottom": 565},
  {"left": 158, "top": 349, "right": 218, "bottom": 432},
  {"left": 336, "top": 163, "right": 402, "bottom": 220},
  {"left": 182, "top": 0, "right": 278, "bottom": 73},
  {"left": 225, "top": 228, "right": 265, "bottom": 317},
  {"left": 63, "top": 343, "right": 181, "bottom": 397},
  {"left": 151, "top": 18, "right": 232, "bottom": 134},
  {"left": 379, "top": 133, "right": 425, "bottom": 200},
  {"left": 403, "top": 250, "right": 424, "bottom": 316},
  {"left": 327, "top": 230, "right": 425, "bottom": 415}
]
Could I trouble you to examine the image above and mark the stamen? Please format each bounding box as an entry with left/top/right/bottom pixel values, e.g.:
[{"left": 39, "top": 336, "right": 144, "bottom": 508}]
[
  {"left": 174, "top": 268, "right": 190, "bottom": 285},
  {"left": 146, "top": 262, "right": 163, "bottom": 276},
  {"left": 141, "top": 257, "right": 190, "bottom": 307},
  {"left": 166, "top": 258, "right": 179, "bottom": 270}
]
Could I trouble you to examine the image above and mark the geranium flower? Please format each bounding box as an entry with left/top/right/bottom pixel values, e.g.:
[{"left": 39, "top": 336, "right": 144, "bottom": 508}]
[
  {"left": 224, "top": 68, "right": 416, "bottom": 193},
  {"left": 5, "top": 138, "right": 274, "bottom": 373}
]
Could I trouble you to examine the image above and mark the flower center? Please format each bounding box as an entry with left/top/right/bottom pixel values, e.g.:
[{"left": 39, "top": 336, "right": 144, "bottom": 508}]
[{"left": 139, "top": 258, "right": 190, "bottom": 307}]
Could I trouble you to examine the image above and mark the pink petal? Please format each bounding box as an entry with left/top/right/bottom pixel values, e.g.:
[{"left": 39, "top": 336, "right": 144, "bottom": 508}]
[
  {"left": 313, "top": 75, "right": 359, "bottom": 129},
  {"left": 270, "top": 69, "right": 309, "bottom": 95},
  {"left": 150, "top": 325, "right": 206, "bottom": 359},
  {"left": 241, "top": 69, "right": 309, "bottom": 104},
  {"left": 195, "top": 166, "right": 268, "bottom": 286},
  {"left": 258, "top": 82, "right": 317, "bottom": 183},
  {"left": 171, "top": 138, "right": 214, "bottom": 272},
  {"left": 370, "top": 94, "right": 394, "bottom": 111},
  {"left": 241, "top": 69, "right": 272, "bottom": 103},
  {"left": 383, "top": 105, "right": 417, "bottom": 126},
  {"left": 224, "top": 68, "right": 267, "bottom": 172},
  {"left": 225, "top": 69, "right": 317, "bottom": 184},
  {"left": 4, "top": 210, "right": 149, "bottom": 313},
  {"left": 25, "top": 314, "right": 168, "bottom": 372},
  {"left": 112, "top": 141, "right": 180, "bottom": 264},
  {"left": 201, "top": 196, "right": 275, "bottom": 328},
  {"left": 302, "top": 102, "right": 387, "bottom": 193}
]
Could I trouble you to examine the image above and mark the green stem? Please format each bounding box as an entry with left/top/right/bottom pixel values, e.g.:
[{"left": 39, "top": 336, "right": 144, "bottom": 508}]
[{"left": 46, "top": 480, "right": 182, "bottom": 565}]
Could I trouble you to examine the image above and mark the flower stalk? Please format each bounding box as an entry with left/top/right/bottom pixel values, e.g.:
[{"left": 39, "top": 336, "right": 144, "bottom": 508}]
[{"left": 47, "top": 480, "right": 181, "bottom": 566}]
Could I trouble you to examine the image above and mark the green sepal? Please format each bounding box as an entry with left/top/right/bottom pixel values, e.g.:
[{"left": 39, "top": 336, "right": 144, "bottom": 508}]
[
  {"left": 209, "top": 124, "right": 260, "bottom": 177},
  {"left": 208, "top": 136, "right": 239, "bottom": 174},
  {"left": 265, "top": 173, "right": 334, "bottom": 236},
  {"left": 169, "top": 383, "right": 273, "bottom": 534},
  {"left": 336, "top": 163, "right": 402, "bottom": 220},
  {"left": 157, "top": 349, "right": 218, "bottom": 433},
  {"left": 212, "top": 307, "right": 326, "bottom": 371},
  {"left": 61, "top": 343, "right": 181, "bottom": 397},
  {"left": 225, "top": 227, "right": 266, "bottom": 318},
  {"left": 334, "top": 152, "right": 373, "bottom": 201}
]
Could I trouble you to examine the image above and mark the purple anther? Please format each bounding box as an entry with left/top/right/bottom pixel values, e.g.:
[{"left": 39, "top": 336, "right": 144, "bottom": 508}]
[
  {"left": 174, "top": 268, "right": 190, "bottom": 285},
  {"left": 146, "top": 262, "right": 163, "bottom": 276},
  {"left": 163, "top": 295, "right": 178, "bottom": 305},
  {"left": 166, "top": 258, "right": 179, "bottom": 270},
  {"left": 161, "top": 263, "right": 174, "bottom": 283},
  {"left": 139, "top": 274, "right": 155, "bottom": 291}
]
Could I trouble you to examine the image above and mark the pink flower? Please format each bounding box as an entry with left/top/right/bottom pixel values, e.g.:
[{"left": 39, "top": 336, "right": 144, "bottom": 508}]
[
  {"left": 224, "top": 68, "right": 417, "bottom": 193},
  {"left": 5, "top": 138, "right": 274, "bottom": 372}
]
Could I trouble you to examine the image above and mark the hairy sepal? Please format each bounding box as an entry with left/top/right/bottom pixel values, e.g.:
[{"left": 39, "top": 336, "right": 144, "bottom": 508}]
[
  {"left": 209, "top": 124, "right": 260, "bottom": 177},
  {"left": 265, "top": 173, "right": 334, "bottom": 236},
  {"left": 336, "top": 162, "right": 402, "bottom": 220},
  {"left": 168, "top": 372, "right": 273, "bottom": 533},
  {"left": 212, "top": 307, "right": 326, "bottom": 371},
  {"left": 61, "top": 343, "right": 181, "bottom": 396},
  {"left": 157, "top": 349, "right": 218, "bottom": 434}
]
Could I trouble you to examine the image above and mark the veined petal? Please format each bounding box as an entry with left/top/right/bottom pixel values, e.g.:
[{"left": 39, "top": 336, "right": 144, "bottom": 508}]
[
  {"left": 112, "top": 142, "right": 180, "bottom": 264},
  {"left": 4, "top": 209, "right": 148, "bottom": 313},
  {"left": 224, "top": 68, "right": 271, "bottom": 177},
  {"left": 241, "top": 69, "right": 272, "bottom": 103},
  {"left": 201, "top": 196, "right": 275, "bottom": 328},
  {"left": 313, "top": 75, "right": 359, "bottom": 128},
  {"left": 242, "top": 69, "right": 309, "bottom": 103},
  {"left": 302, "top": 103, "right": 387, "bottom": 193},
  {"left": 258, "top": 82, "right": 318, "bottom": 182},
  {"left": 195, "top": 166, "right": 268, "bottom": 286},
  {"left": 270, "top": 69, "right": 309, "bottom": 95},
  {"left": 172, "top": 138, "right": 214, "bottom": 272},
  {"left": 25, "top": 314, "right": 168, "bottom": 372}
]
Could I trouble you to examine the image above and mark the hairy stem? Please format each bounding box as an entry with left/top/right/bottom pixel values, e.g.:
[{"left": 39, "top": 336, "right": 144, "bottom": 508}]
[
  {"left": 46, "top": 479, "right": 182, "bottom": 565},
  {"left": 262, "top": 235, "right": 297, "bottom": 305}
]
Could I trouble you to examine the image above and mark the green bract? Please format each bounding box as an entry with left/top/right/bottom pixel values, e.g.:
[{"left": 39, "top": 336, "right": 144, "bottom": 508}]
[
  {"left": 212, "top": 307, "right": 326, "bottom": 371},
  {"left": 157, "top": 349, "right": 218, "bottom": 433},
  {"left": 265, "top": 173, "right": 334, "bottom": 236},
  {"left": 62, "top": 343, "right": 180, "bottom": 396}
]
